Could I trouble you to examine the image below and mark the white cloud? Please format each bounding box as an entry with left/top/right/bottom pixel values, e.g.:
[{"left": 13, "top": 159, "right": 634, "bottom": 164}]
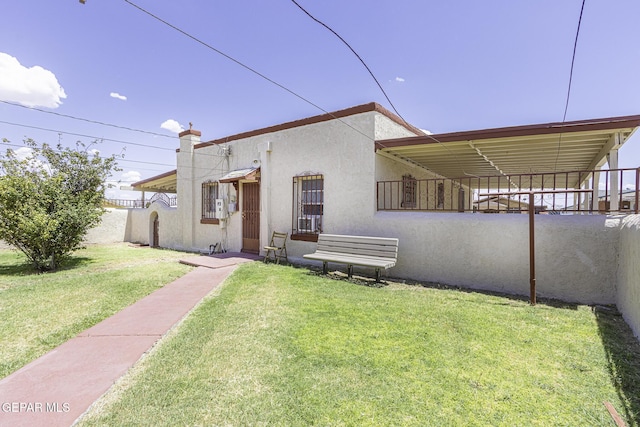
[
  {"left": 104, "top": 170, "right": 143, "bottom": 200},
  {"left": 419, "top": 128, "right": 433, "bottom": 135},
  {"left": 9, "top": 147, "right": 49, "bottom": 172},
  {"left": 110, "top": 92, "right": 127, "bottom": 101},
  {"left": 395, "top": 77, "right": 405, "bottom": 83},
  {"left": 13, "top": 147, "right": 34, "bottom": 161},
  {"left": 121, "top": 170, "right": 142, "bottom": 183},
  {"left": 0, "top": 52, "right": 66, "bottom": 108},
  {"left": 160, "top": 119, "right": 184, "bottom": 134}
]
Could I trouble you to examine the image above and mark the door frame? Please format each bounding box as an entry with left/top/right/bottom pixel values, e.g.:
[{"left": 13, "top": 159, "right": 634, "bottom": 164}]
[
  {"left": 241, "top": 181, "right": 260, "bottom": 254},
  {"left": 150, "top": 212, "right": 159, "bottom": 248}
]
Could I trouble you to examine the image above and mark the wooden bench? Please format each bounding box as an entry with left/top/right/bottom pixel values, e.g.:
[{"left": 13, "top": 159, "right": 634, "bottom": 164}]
[{"left": 303, "top": 234, "right": 399, "bottom": 282}]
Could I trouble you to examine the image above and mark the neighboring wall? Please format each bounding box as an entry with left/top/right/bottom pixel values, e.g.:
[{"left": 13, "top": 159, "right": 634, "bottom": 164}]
[
  {"left": 84, "top": 208, "right": 129, "bottom": 244},
  {"left": 617, "top": 215, "right": 640, "bottom": 339},
  {"left": 123, "top": 202, "right": 180, "bottom": 248}
]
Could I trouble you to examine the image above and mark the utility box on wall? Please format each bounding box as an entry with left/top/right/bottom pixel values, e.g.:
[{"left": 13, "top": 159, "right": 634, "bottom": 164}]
[{"left": 215, "top": 199, "right": 227, "bottom": 218}]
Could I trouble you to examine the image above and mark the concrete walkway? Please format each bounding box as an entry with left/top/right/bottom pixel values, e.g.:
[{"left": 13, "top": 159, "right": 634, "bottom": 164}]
[{"left": 0, "top": 253, "right": 260, "bottom": 427}]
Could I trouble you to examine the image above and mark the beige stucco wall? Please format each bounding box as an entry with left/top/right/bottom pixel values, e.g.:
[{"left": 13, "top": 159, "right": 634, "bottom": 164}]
[
  {"left": 84, "top": 208, "right": 129, "bottom": 244},
  {"left": 131, "top": 108, "right": 633, "bottom": 311},
  {"left": 122, "top": 203, "right": 180, "bottom": 248},
  {"left": 124, "top": 207, "right": 149, "bottom": 245},
  {"left": 171, "top": 110, "right": 412, "bottom": 255},
  {"left": 617, "top": 215, "right": 640, "bottom": 339},
  {"left": 289, "top": 212, "right": 620, "bottom": 305}
]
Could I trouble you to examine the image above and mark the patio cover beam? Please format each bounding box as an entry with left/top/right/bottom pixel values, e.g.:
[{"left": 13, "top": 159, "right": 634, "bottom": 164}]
[{"left": 375, "top": 114, "right": 640, "bottom": 187}]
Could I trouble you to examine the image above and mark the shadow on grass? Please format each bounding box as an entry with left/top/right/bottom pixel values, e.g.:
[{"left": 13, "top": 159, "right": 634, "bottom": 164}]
[
  {"left": 594, "top": 307, "right": 640, "bottom": 426},
  {"left": 300, "top": 264, "right": 579, "bottom": 309},
  {"left": 0, "top": 255, "right": 93, "bottom": 276},
  {"left": 0, "top": 261, "right": 37, "bottom": 276}
]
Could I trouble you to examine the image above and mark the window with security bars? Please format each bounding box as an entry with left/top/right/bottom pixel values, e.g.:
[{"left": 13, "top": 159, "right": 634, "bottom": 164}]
[
  {"left": 401, "top": 174, "right": 417, "bottom": 208},
  {"left": 202, "top": 181, "right": 219, "bottom": 220},
  {"left": 292, "top": 174, "right": 323, "bottom": 239}
]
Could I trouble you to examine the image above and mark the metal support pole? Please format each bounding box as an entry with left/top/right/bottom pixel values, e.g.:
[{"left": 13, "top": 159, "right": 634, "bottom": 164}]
[
  {"left": 636, "top": 168, "right": 639, "bottom": 214},
  {"left": 529, "top": 192, "right": 536, "bottom": 305}
]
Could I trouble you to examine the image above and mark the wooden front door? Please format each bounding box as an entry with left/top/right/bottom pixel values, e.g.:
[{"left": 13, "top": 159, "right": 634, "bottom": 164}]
[{"left": 242, "top": 182, "right": 260, "bottom": 254}]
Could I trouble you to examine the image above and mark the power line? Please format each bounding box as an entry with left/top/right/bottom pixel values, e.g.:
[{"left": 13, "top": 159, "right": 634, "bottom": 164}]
[
  {"left": 121, "top": 0, "right": 473, "bottom": 180},
  {"left": 289, "top": 1, "right": 478, "bottom": 178},
  {"left": 121, "top": 0, "right": 375, "bottom": 144},
  {"left": 0, "top": 100, "right": 176, "bottom": 139},
  {"left": 0, "top": 140, "right": 230, "bottom": 176},
  {"left": 0, "top": 140, "right": 170, "bottom": 168},
  {"left": 290, "top": 0, "right": 404, "bottom": 123},
  {"left": 0, "top": 120, "right": 233, "bottom": 165},
  {"left": 554, "top": 0, "right": 586, "bottom": 171},
  {"left": 0, "top": 120, "right": 176, "bottom": 152}
]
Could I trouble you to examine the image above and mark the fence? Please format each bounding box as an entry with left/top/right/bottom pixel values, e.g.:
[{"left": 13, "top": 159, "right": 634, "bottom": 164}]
[
  {"left": 377, "top": 168, "right": 640, "bottom": 214},
  {"left": 104, "top": 193, "right": 177, "bottom": 209}
]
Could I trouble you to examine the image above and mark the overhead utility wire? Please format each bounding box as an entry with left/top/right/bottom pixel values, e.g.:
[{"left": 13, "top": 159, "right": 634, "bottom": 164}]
[
  {"left": 0, "top": 120, "right": 175, "bottom": 152},
  {"left": 1, "top": 100, "right": 175, "bottom": 139},
  {"left": 0, "top": 140, "right": 169, "bottom": 168},
  {"left": 553, "top": 0, "right": 586, "bottom": 172},
  {"left": 123, "top": 0, "right": 467, "bottom": 179},
  {"left": 122, "top": 0, "right": 374, "bottom": 144},
  {"left": 0, "top": 120, "right": 230, "bottom": 164},
  {"left": 0, "top": 140, "right": 229, "bottom": 177},
  {"left": 290, "top": 0, "right": 474, "bottom": 178},
  {"left": 290, "top": 0, "right": 403, "bottom": 123}
]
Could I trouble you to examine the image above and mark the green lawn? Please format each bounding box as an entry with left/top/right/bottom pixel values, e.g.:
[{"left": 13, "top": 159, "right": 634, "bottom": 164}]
[
  {"left": 78, "top": 262, "right": 640, "bottom": 426},
  {"left": 0, "top": 243, "right": 192, "bottom": 379}
]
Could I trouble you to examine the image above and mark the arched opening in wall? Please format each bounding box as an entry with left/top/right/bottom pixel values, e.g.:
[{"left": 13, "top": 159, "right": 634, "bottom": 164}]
[{"left": 150, "top": 212, "right": 159, "bottom": 248}]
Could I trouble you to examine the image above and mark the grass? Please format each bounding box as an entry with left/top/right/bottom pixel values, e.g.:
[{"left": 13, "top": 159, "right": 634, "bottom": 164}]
[
  {"left": 0, "top": 243, "right": 192, "bottom": 379},
  {"left": 78, "top": 262, "right": 640, "bottom": 426}
]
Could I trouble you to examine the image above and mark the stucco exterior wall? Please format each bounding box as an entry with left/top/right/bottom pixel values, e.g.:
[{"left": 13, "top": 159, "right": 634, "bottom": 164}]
[
  {"left": 84, "top": 208, "right": 129, "bottom": 244},
  {"left": 132, "top": 107, "right": 629, "bottom": 310},
  {"left": 150, "top": 203, "right": 181, "bottom": 250},
  {"left": 174, "top": 110, "right": 402, "bottom": 254},
  {"left": 122, "top": 203, "right": 180, "bottom": 249},
  {"left": 617, "top": 215, "right": 640, "bottom": 339},
  {"left": 124, "top": 208, "right": 149, "bottom": 245},
  {"left": 289, "top": 212, "right": 620, "bottom": 305}
]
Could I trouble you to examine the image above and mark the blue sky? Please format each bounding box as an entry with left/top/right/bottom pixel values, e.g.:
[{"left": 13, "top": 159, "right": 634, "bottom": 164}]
[{"left": 1, "top": 0, "right": 639, "bottom": 198}]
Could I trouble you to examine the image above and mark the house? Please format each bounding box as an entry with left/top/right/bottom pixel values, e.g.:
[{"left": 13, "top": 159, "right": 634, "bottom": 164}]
[
  {"left": 125, "top": 102, "right": 640, "bottom": 309},
  {"left": 128, "top": 103, "right": 427, "bottom": 254}
]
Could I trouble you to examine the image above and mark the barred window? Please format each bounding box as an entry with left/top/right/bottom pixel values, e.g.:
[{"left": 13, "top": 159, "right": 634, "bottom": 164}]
[
  {"left": 292, "top": 175, "right": 323, "bottom": 239},
  {"left": 437, "top": 182, "right": 445, "bottom": 209},
  {"left": 401, "top": 174, "right": 417, "bottom": 208},
  {"left": 202, "top": 181, "right": 219, "bottom": 220}
]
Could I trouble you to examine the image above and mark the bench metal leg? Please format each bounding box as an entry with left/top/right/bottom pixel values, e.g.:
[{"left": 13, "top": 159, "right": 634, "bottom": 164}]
[
  {"left": 347, "top": 265, "right": 353, "bottom": 278},
  {"left": 375, "top": 269, "right": 381, "bottom": 283},
  {"left": 322, "top": 261, "right": 328, "bottom": 275}
]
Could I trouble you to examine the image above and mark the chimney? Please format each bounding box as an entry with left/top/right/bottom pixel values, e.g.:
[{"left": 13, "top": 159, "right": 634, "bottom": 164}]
[{"left": 178, "top": 122, "right": 201, "bottom": 153}]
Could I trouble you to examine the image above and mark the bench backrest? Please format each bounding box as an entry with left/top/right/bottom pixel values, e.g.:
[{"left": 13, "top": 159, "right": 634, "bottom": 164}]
[{"left": 316, "top": 234, "right": 398, "bottom": 260}]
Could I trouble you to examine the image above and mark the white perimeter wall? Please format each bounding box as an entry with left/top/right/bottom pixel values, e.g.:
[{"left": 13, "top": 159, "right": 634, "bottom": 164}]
[
  {"left": 290, "top": 212, "right": 622, "bottom": 305},
  {"left": 618, "top": 215, "right": 640, "bottom": 340},
  {"left": 84, "top": 208, "right": 129, "bottom": 244},
  {"left": 120, "top": 203, "right": 181, "bottom": 249}
]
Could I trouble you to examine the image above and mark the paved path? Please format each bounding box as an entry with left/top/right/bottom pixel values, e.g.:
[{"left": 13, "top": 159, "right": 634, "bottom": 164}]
[{"left": 0, "top": 253, "right": 259, "bottom": 427}]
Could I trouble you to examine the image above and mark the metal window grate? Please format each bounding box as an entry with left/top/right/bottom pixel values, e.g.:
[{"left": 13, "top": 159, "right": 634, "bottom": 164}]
[
  {"left": 292, "top": 174, "right": 323, "bottom": 235},
  {"left": 201, "top": 181, "right": 219, "bottom": 219}
]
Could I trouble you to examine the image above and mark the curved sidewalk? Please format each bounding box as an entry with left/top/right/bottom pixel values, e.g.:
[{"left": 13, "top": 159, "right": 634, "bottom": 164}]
[{"left": 0, "top": 253, "right": 260, "bottom": 427}]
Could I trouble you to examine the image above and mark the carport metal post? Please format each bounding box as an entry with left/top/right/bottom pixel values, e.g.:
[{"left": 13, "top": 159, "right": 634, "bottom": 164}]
[
  {"left": 480, "top": 189, "right": 594, "bottom": 306},
  {"left": 528, "top": 194, "right": 536, "bottom": 305}
]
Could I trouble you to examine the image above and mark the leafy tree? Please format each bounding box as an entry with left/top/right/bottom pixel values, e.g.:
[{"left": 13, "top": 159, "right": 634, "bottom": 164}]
[{"left": 0, "top": 139, "right": 119, "bottom": 271}]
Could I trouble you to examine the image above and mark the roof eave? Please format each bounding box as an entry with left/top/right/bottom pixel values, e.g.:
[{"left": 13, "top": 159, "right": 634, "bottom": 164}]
[{"left": 375, "top": 114, "right": 640, "bottom": 150}]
